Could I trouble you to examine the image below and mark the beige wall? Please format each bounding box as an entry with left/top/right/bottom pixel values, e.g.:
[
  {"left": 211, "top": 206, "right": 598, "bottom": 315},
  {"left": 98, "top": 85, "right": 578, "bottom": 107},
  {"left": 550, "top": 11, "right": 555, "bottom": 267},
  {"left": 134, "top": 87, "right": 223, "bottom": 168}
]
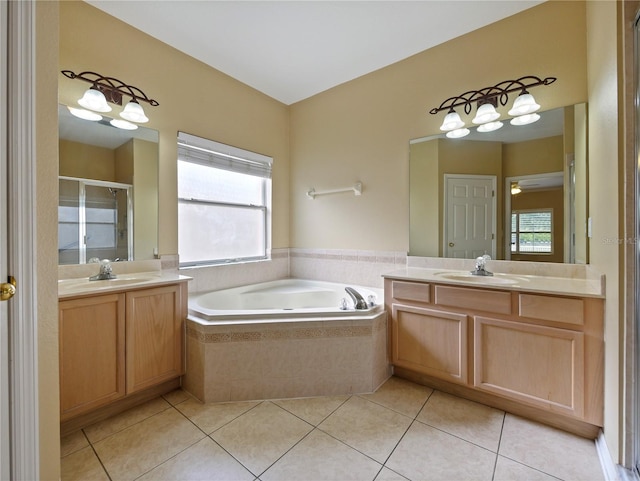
[
  {"left": 58, "top": 1, "right": 291, "bottom": 255},
  {"left": 502, "top": 136, "right": 564, "bottom": 178},
  {"left": 586, "top": 0, "right": 622, "bottom": 463},
  {"left": 59, "top": 139, "right": 116, "bottom": 181},
  {"left": 37, "top": 1, "right": 61, "bottom": 479},
  {"left": 290, "top": 1, "right": 587, "bottom": 250},
  {"left": 133, "top": 139, "right": 159, "bottom": 260}
]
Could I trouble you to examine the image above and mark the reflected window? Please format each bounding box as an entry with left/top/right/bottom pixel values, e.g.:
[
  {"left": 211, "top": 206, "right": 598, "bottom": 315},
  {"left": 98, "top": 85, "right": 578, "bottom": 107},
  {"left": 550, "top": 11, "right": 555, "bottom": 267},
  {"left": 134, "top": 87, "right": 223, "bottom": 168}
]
[
  {"left": 511, "top": 209, "right": 553, "bottom": 254},
  {"left": 177, "top": 132, "right": 272, "bottom": 267}
]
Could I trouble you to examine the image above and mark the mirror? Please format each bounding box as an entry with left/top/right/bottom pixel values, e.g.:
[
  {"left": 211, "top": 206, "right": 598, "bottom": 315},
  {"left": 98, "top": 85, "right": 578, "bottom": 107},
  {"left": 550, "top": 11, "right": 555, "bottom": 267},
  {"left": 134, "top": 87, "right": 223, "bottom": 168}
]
[
  {"left": 58, "top": 104, "right": 159, "bottom": 265},
  {"left": 409, "top": 104, "right": 587, "bottom": 263}
]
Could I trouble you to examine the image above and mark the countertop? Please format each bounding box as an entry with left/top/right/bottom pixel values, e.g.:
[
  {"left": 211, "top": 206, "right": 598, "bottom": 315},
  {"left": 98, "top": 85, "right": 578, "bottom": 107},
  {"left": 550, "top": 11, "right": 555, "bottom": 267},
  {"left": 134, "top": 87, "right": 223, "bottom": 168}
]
[
  {"left": 58, "top": 271, "right": 191, "bottom": 300},
  {"left": 382, "top": 267, "right": 604, "bottom": 298}
]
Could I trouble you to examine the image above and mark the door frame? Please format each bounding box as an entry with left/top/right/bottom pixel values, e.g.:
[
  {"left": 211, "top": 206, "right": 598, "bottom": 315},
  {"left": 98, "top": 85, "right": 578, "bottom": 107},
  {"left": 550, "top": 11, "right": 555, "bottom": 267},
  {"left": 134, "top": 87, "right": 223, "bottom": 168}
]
[
  {"left": 504, "top": 172, "right": 564, "bottom": 261},
  {"left": 4, "top": 0, "right": 40, "bottom": 478},
  {"left": 442, "top": 174, "right": 497, "bottom": 259}
]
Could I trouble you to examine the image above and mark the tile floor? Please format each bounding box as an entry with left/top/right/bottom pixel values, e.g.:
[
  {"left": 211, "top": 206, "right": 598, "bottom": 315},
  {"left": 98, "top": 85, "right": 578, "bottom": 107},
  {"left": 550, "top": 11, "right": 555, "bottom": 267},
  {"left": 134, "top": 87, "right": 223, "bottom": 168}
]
[{"left": 61, "top": 376, "right": 605, "bottom": 481}]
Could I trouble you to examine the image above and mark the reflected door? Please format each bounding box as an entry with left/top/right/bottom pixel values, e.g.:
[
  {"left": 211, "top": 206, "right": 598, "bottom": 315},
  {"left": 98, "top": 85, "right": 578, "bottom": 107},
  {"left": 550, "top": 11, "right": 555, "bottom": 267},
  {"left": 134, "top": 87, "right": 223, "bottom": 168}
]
[{"left": 444, "top": 175, "right": 496, "bottom": 258}]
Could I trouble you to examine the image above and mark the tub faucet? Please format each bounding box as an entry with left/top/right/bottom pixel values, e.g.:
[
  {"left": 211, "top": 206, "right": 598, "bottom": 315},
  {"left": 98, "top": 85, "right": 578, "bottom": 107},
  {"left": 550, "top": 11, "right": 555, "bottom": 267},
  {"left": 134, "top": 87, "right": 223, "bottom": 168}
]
[
  {"left": 471, "top": 255, "right": 493, "bottom": 277},
  {"left": 89, "top": 259, "right": 117, "bottom": 281},
  {"left": 345, "top": 287, "right": 368, "bottom": 310}
]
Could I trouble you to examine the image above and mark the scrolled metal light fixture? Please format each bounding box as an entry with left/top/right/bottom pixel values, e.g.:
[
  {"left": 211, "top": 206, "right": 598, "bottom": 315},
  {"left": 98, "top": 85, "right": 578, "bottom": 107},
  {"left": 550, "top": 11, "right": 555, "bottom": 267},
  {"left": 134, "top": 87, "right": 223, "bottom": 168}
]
[
  {"left": 61, "top": 69, "right": 159, "bottom": 130},
  {"left": 430, "top": 75, "right": 556, "bottom": 139}
]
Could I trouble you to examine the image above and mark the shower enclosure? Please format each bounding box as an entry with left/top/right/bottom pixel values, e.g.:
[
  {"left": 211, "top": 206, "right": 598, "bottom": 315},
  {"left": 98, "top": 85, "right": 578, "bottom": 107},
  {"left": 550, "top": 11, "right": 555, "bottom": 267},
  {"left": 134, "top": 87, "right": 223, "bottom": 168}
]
[{"left": 58, "top": 177, "right": 133, "bottom": 264}]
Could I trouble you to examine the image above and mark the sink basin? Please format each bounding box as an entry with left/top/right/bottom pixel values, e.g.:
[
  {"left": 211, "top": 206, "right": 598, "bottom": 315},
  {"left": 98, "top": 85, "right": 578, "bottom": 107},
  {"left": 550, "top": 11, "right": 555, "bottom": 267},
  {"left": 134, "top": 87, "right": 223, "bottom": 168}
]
[
  {"left": 433, "top": 271, "right": 527, "bottom": 285},
  {"left": 58, "top": 275, "right": 159, "bottom": 293}
]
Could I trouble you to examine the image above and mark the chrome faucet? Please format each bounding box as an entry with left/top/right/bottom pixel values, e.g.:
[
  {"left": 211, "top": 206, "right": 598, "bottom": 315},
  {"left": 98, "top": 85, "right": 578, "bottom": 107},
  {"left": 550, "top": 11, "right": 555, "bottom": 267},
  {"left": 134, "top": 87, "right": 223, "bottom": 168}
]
[
  {"left": 89, "top": 259, "right": 117, "bottom": 281},
  {"left": 471, "top": 254, "right": 493, "bottom": 277},
  {"left": 345, "top": 287, "right": 368, "bottom": 310}
]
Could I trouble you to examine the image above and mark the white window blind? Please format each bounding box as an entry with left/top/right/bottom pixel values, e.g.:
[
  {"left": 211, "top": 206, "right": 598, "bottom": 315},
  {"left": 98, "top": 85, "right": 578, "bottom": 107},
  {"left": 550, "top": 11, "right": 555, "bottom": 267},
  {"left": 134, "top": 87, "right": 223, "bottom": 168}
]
[{"left": 177, "top": 132, "right": 272, "bottom": 267}]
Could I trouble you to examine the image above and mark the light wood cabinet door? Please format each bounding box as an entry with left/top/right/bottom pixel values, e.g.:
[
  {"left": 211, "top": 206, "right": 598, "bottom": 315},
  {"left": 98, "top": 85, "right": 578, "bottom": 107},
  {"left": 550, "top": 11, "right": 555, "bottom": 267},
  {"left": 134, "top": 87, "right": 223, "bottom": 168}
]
[
  {"left": 59, "top": 294, "right": 126, "bottom": 421},
  {"left": 391, "top": 304, "right": 468, "bottom": 384},
  {"left": 474, "top": 316, "right": 584, "bottom": 418},
  {"left": 125, "top": 285, "right": 183, "bottom": 394}
]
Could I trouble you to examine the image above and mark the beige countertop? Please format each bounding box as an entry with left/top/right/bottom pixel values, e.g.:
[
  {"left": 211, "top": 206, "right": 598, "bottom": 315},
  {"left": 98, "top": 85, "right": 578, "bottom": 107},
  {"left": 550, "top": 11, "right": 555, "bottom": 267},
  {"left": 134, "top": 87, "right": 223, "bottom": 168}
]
[
  {"left": 58, "top": 271, "right": 191, "bottom": 300},
  {"left": 383, "top": 267, "right": 604, "bottom": 298}
]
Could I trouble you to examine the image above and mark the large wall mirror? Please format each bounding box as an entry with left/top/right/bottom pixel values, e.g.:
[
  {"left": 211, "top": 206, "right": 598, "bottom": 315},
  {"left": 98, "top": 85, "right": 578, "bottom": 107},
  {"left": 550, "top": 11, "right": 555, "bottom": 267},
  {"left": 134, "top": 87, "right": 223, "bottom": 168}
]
[
  {"left": 409, "top": 103, "right": 587, "bottom": 264},
  {"left": 58, "top": 104, "right": 159, "bottom": 265}
]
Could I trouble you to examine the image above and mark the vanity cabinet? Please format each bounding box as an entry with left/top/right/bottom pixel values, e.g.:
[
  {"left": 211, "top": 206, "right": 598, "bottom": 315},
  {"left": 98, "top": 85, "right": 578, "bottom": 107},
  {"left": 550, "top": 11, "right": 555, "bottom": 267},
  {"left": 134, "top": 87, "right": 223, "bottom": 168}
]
[
  {"left": 385, "top": 277, "right": 604, "bottom": 430},
  {"left": 59, "top": 283, "right": 186, "bottom": 422}
]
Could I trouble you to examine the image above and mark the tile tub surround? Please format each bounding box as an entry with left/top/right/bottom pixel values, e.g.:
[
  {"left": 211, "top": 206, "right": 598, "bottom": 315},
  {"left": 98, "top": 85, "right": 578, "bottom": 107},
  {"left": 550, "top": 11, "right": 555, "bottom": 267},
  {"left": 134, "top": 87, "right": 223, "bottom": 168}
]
[
  {"left": 182, "top": 248, "right": 290, "bottom": 294},
  {"left": 183, "top": 312, "right": 390, "bottom": 403},
  {"left": 290, "top": 248, "right": 407, "bottom": 288}
]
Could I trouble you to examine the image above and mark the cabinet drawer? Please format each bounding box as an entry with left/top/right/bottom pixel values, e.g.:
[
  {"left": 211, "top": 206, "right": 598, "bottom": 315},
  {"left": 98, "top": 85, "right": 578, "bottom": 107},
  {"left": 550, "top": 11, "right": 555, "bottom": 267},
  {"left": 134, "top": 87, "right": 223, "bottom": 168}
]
[
  {"left": 434, "top": 285, "right": 511, "bottom": 315},
  {"left": 518, "top": 294, "right": 584, "bottom": 326},
  {"left": 391, "top": 280, "right": 430, "bottom": 303}
]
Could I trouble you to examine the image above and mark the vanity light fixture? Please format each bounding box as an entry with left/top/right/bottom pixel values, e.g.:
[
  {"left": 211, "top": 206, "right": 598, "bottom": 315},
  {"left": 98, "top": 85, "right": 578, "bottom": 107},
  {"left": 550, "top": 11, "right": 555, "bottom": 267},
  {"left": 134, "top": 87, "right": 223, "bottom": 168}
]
[
  {"left": 61, "top": 69, "right": 159, "bottom": 129},
  {"left": 511, "top": 183, "right": 522, "bottom": 195},
  {"left": 430, "top": 75, "right": 556, "bottom": 137}
]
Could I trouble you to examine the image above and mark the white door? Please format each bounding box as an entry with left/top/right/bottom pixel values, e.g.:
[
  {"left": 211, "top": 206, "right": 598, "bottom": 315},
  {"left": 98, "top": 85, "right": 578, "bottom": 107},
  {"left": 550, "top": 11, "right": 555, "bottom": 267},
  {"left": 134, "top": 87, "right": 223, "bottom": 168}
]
[{"left": 444, "top": 175, "right": 496, "bottom": 259}]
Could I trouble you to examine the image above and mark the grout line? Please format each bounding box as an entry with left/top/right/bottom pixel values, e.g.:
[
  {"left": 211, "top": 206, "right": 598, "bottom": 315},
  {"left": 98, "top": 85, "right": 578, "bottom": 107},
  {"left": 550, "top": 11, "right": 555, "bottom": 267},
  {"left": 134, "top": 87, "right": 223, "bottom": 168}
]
[
  {"left": 491, "top": 412, "right": 506, "bottom": 481},
  {"left": 86, "top": 438, "right": 113, "bottom": 481}
]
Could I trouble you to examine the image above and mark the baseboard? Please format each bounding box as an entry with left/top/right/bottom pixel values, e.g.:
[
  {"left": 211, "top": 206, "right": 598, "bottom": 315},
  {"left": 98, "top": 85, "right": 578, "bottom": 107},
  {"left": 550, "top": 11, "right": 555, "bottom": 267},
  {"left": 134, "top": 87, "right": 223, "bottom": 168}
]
[{"left": 595, "top": 430, "right": 640, "bottom": 481}]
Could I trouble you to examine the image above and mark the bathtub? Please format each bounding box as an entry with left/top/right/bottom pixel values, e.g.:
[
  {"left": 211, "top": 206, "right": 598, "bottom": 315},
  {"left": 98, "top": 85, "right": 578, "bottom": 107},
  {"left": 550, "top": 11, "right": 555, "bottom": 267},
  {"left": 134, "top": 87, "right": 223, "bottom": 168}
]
[
  {"left": 184, "top": 279, "right": 391, "bottom": 402},
  {"left": 188, "top": 278, "right": 382, "bottom": 323}
]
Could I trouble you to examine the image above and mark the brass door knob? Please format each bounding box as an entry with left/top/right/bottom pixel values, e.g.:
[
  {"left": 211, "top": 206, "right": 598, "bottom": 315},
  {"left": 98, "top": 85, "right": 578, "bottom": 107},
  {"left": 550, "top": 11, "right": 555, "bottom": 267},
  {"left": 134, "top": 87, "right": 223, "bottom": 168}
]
[
  {"left": 1, "top": 276, "right": 16, "bottom": 301},
  {"left": 448, "top": 242, "right": 455, "bottom": 247}
]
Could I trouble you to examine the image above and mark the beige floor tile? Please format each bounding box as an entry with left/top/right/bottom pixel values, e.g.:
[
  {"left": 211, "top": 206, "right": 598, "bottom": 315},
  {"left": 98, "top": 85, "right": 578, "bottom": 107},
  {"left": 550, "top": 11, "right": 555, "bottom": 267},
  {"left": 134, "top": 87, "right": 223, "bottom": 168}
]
[
  {"left": 176, "top": 397, "right": 260, "bottom": 434},
  {"left": 162, "top": 388, "right": 191, "bottom": 406},
  {"left": 60, "top": 430, "right": 89, "bottom": 458},
  {"left": 93, "top": 408, "right": 205, "bottom": 481},
  {"left": 386, "top": 421, "right": 496, "bottom": 481},
  {"left": 318, "top": 396, "right": 412, "bottom": 463},
  {"left": 499, "top": 414, "right": 604, "bottom": 481},
  {"left": 61, "top": 446, "right": 109, "bottom": 481},
  {"left": 374, "top": 467, "right": 410, "bottom": 481},
  {"left": 273, "top": 395, "right": 349, "bottom": 425},
  {"left": 360, "top": 376, "right": 433, "bottom": 418},
  {"left": 210, "top": 401, "right": 313, "bottom": 476},
  {"left": 136, "top": 437, "right": 254, "bottom": 481},
  {"left": 416, "top": 390, "right": 504, "bottom": 451},
  {"left": 83, "top": 396, "right": 172, "bottom": 443},
  {"left": 261, "top": 429, "right": 382, "bottom": 481},
  {"left": 493, "top": 455, "right": 559, "bottom": 481}
]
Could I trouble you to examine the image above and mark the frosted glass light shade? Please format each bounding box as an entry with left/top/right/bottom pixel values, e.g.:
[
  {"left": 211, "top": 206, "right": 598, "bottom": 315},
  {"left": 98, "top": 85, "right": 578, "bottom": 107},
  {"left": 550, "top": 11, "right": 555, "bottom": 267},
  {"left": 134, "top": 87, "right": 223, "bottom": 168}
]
[
  {"left": 120, "top": 100, "right": 149, "bottom": 123},
  {"left": 67, "top": 106, "right": 102, "bottom": 121},
  {"left": 77, "top": 88, "right": 112, "bottom": 113},
  {"left": 110, "top": 118, "right": 138, "bottom": 130},
  {"left": 508, "top": 93, "right": 540, "bottom": 116},
  {"left": 446, "top": 128, "right": 470, "bottom": 139},
  {"left": 439, "top": 111, "right": 465, "bottom": 131},
  {"left": 511, "top": 185, "right": 522, "bottom": 195},
  {"left": 510, "top": 113, "right": 540, "bottom": 126},
  {"left": 472, "top": 103, "right": 500, "bottom": 124},
  {"left": 477, "top": 120, "right": 503, "bottom": 133}
]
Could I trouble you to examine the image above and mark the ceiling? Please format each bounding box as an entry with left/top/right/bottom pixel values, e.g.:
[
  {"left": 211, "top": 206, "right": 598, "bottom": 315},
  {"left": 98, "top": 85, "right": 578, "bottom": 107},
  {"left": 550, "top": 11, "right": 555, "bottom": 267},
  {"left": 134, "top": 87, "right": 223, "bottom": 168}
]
[{"left": 85, "top": 0, "right": 544, "bottom": 105}]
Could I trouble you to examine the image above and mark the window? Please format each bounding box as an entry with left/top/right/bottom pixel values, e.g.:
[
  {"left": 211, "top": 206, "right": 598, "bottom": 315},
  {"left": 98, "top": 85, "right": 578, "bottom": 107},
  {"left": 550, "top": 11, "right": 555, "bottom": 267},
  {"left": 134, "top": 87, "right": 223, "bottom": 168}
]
[
  {"left": 511, "top": 209, "right": 553, "bottom": 254},
  {"left": 177, "top": 132, "right": 272, "bottom": 267}
]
